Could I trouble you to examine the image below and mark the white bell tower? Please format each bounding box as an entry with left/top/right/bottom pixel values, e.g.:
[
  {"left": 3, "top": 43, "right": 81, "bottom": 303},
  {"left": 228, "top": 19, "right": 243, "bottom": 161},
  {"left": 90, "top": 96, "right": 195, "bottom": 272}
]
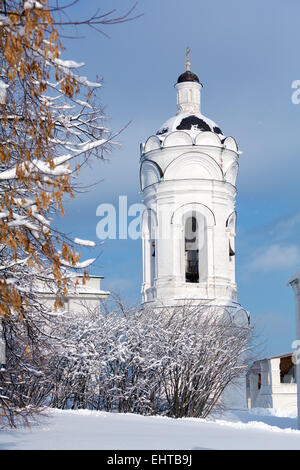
[
  {"left": 140, "top": 49, "right": 249, "bottom": 409},
  {"left": 140, "top": 49, "right": 249, "bottom": 329}
]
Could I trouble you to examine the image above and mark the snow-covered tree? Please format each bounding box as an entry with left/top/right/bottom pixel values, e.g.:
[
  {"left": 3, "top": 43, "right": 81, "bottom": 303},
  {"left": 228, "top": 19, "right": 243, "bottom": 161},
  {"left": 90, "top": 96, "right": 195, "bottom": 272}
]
[
  {"left": 0, "top": 0, "right": 139, "bottom": 426},
  {"left": 0, "top": 0, "right": 113, "bottom": 316}
]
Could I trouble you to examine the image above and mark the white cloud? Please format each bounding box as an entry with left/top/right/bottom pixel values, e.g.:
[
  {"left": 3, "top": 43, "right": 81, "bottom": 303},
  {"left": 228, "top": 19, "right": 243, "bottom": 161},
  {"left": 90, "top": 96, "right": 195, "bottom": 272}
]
[
  {"left": 248, "top": 244, "right": 300, "bottom": 271},
  {"left": 268, "top": 212, "right": 300, "bottom": 239}
]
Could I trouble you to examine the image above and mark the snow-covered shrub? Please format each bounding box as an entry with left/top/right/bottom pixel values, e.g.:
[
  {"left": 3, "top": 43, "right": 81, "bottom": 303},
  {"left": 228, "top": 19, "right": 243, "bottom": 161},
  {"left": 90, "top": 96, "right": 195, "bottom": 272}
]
[{"left": 45, "top": 299, "right": 251, "bottom": 419}]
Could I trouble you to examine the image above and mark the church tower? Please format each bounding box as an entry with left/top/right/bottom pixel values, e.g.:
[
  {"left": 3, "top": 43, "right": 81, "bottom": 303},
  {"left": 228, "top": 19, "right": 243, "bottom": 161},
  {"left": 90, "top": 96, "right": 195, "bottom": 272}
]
[{"left": 140, "top": 49, "right": 249, "bottom": 329}]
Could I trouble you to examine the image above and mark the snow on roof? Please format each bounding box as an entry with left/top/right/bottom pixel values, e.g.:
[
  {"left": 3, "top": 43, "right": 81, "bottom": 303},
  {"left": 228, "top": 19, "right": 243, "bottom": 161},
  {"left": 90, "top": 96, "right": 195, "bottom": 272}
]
[
  {"left": 37, "top": 289, "right": 109, "bottom": 297},
  {"left": 75, "top": 274, "right": 104, "bottom": 279},
  {"left": 73, "top": 287, "right": 110, "bottom": 296},
  {"left": 35, "top": 273, "right": 109, "bottom": 297},
  {"left": 156, "top": 113, "right": 224, "bottom": 139},
  {"left": 24, "top": 0, "right": 43, "bottom": 10}
]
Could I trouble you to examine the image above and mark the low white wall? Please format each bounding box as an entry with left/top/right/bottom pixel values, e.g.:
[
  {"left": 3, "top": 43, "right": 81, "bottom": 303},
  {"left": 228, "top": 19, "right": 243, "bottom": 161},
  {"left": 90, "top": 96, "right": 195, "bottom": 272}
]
[{"left": 247, "top": 357, "right": 297, "bottom": 411}]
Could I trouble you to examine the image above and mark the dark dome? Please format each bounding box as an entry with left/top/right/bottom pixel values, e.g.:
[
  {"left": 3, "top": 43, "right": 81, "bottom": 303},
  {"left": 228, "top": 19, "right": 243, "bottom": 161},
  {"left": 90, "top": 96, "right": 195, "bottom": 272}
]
[{"left": 177, "top": 70, "right": 200, "bottom": 84}]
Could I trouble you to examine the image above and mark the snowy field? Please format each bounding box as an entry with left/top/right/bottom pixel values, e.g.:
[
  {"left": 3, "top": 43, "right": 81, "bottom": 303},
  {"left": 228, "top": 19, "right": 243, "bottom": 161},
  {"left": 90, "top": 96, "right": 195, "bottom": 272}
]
[{"left": 1, "top": 408, "right": 300, "bottom": 450}]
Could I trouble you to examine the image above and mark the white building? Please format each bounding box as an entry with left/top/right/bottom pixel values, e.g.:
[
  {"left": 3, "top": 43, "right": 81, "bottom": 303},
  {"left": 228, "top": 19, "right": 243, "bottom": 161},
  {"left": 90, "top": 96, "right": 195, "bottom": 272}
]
[
  {"left": 37, "top": 274, "right": 110, "bottom": 314},
  {"left": 0, "top": 275, "right": 109, "bottom": 367},
  {"left": 140, "top": 50, "right": 249, "bottom": 408},
  {"left": 247, "top": 352, "right": 297, "bottom": 411}
]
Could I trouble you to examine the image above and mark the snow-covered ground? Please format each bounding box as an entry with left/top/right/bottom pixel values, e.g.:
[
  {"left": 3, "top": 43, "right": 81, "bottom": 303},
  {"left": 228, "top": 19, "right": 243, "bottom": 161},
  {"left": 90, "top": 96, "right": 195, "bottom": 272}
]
[{"left": 1, "top": 408, "right": 300, "bottom": 450}]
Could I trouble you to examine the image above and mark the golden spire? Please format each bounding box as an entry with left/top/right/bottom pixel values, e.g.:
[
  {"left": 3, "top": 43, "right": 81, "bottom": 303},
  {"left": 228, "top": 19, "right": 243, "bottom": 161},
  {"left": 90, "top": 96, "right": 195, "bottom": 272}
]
[{"left": 186, "top": 46, "right": 191, "bottom": 72}]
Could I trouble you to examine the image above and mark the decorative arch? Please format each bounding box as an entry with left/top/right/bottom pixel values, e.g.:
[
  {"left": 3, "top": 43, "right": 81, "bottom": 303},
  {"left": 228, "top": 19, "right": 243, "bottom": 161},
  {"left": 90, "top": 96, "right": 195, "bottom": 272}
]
[
  {"left": 226, "top": 211, "right": 237, "bottom": 232},
  {"left": 164, "top": 151, "right": 223, "bottom": 182},
  {"left": 223, "top": 136, "right": 238, "bottom": 152},
  {"left": 163, "top": 131, "right": 193, "bottom": 148},
  {"left": 144, "top": 135, "right": 161, "bottom": 153},
  {"left": 140, "top": 160, "right": 163, "bottom": 191},
  {"left": 171, "top": 202, "right": 216, "bottom": 228},
  {"left": 171, "top": 203, "right": 216, "bottom": 284},
  {"left": 224, "top": 162, "right": 239, "bottom": 186},
  {"left": 195, "top": 131, "right": 223, "bottom": 147}
]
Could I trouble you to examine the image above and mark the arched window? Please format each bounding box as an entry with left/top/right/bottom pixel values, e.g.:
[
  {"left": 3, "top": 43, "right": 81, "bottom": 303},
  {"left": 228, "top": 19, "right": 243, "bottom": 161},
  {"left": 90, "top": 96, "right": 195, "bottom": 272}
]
[
  {"left": 226, "top": 212, "right": 236, "bottom": 279},
  {"left": 150, "top": 240, "right": 156, "bottom": 286},
  {"left": 172, "top": 204, "right": 212, "bottom": 284},
  {"left": 142, "top": 209, "right": 157, "bottom": 290},
  {"left": 229, "top": 240, "right": 235, "bottom": 261},
  {"left": 183, "top": 212, "right": 208, "bottom": 283},
  {"left": 185, "top": 216, "right": 199, "bottom": 283}
]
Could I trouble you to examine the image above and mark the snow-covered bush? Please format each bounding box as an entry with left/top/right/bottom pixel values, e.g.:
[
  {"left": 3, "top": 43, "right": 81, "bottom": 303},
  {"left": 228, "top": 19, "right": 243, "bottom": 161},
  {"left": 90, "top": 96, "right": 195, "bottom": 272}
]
[{"left": 45, "top": 299, "right": 251, "bottom": 419}]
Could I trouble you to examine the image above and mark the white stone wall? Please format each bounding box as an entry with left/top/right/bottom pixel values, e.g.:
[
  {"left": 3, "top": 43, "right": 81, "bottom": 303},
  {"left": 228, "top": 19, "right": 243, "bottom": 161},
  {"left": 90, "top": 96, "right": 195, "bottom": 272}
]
[
  {"left": 175, "top": 81, "right": 202, "bottom": 115},
  {"left": 247, "top": 356, "right": 298, "bottom": 412}
]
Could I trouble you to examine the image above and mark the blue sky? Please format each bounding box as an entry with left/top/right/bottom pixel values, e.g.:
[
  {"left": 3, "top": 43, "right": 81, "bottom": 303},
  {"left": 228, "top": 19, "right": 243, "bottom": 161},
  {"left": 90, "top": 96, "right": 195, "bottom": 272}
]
[{"left": 54, "top": 0, "right": 300, "bottom": 358}]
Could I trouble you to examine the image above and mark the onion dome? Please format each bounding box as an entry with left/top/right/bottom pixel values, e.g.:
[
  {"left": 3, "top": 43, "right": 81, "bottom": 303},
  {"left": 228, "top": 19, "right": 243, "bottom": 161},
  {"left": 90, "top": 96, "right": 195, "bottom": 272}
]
[{"left": 177, "top": 70, "right": 201, "bottom": 84}]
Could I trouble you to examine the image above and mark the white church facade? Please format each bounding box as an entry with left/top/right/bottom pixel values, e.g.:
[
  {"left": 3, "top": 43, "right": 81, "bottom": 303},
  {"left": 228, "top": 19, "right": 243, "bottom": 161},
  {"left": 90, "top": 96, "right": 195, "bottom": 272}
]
[
  {"left": 247, "top": 352, "right": 297, "bottom": 411},
  {"left": 245, "top": 273, "right": 300, "bottom": 421},
  {"left": 140, "top": 50, "right": 249, "bottom": 408}
]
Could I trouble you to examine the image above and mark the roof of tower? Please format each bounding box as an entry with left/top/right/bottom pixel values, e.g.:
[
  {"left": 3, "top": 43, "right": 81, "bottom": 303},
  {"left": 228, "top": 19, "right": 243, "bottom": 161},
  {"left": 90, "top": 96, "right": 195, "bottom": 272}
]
[
  {"left": 156, "top": 113, "right": 224, "bottom": 138},
  {"left": 177, "top": 70, "right": 201, "bottom": 84}
]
